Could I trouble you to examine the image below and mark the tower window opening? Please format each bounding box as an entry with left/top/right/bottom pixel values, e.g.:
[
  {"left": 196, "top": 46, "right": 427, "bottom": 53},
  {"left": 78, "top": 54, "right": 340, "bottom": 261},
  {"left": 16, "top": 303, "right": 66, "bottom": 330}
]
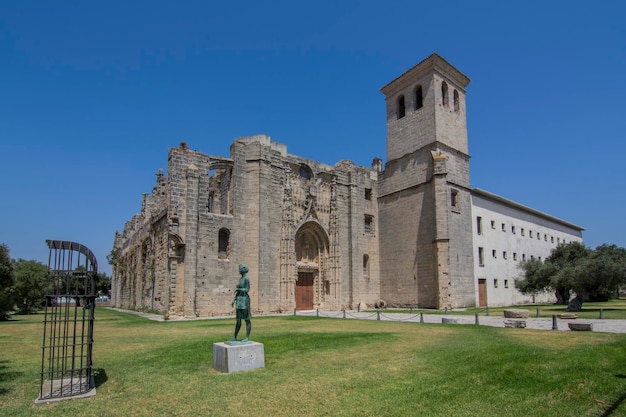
[
  {"left": 364, "top": 215, "right": 374, "bottom": 234},
  {"left": 453, "top": 89, "right": 459, "bottom": 112},
  {"left": 450, "top": 189, "right": 458, "bottom": 207},
  {"left": 397, "top": 95, "right": 406, "bottom": 119},
  {"left": 414, "top": 85, "right": 423, "bottom": 110},
  {"left": 442, "top": 81, "right": 449, "bottom": 106}
]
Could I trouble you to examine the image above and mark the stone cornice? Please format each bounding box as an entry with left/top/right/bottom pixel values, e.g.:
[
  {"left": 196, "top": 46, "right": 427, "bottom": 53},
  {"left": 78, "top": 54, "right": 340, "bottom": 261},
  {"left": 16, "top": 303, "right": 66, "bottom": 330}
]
[{"left": 380, "top": 53, "right": 471, "bottom": 97}]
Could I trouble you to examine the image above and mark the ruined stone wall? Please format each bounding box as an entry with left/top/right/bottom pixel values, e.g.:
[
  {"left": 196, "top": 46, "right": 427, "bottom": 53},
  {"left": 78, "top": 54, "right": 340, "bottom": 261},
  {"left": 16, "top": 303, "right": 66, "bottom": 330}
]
[{"left": 112, "top": 170, "right": 170, "bottom": 313}]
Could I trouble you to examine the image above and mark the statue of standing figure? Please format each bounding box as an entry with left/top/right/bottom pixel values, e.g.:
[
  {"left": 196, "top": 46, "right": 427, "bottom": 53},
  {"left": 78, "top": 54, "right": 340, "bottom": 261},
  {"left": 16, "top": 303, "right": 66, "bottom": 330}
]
[{"left": 229, "top": 264, "right": 252, "bottom": 343}]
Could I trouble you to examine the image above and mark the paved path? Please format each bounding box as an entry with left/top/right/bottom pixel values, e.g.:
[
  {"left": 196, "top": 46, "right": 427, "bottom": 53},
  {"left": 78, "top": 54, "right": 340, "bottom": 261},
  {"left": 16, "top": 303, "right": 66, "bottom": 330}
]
[
  {"left": 106, "top": 307, "right": 626, "bottom": 333},
  {"left": 300, "top": 310, "right": 626, "bottom": 333}
]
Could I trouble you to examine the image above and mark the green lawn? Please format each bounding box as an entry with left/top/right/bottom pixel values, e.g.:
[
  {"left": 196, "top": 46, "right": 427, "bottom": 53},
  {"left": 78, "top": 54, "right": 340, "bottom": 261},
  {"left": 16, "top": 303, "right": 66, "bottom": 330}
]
[{"left": 2, "top": 308, "right": 626, "bottom": 416}]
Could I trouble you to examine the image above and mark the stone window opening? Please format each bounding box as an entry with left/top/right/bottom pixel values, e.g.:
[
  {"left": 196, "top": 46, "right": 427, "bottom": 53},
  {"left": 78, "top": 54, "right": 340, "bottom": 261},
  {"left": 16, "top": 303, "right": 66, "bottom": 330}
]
[
  {"left": 218, "top": 228, "right": 230, "bottom": 258},
  {"left": 442, "top": 81, "right": 449, "bottom": 106},
  {"left": 397, "top": 95, "right": 406, "bottom": 119},
  {"left": 414, "top": 85, "right": 423, "bottom": 110},
  {"left": 208, "top": 190, "right": 215, "bottom": 213},
  {"left": 493, "top": 279, "right": 498, "bottom": 288},
  {"left": 364, "top": 215, "right": 374, "bottom": 234},
  {"left": 363, "top": 254, "right": 370, "bottom": 278},
  {"left": 478, "top": 247, "right": 484, "bottom": 267},
  {"left": 450, "top": 189, "right": 458, "bottom": 207},
  {"left": 364, "top": 188, "right": 372, "bottom": 200},
  {"left": 453, "top": 89, "right": 459, "bottom": 112},
  {"left": 476, "top": 216, "right": 482, "bottom": 235}
]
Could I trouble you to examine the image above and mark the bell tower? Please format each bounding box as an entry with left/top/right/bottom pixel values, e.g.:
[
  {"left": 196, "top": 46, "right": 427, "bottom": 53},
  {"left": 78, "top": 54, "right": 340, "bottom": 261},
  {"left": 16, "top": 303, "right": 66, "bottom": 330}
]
[{"left": 378, "top": 53, "right": 475, "bottom": 309}]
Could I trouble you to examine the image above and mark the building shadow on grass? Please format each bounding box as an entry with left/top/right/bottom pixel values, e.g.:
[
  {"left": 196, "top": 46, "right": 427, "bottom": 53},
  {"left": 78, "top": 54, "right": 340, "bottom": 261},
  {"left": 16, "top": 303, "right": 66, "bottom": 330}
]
[
  {"left": 0, "top": 360, "right": 24, "bottom": 396},
  {"left": 599, "top": 374, "right": 626, "bottom": 417}
]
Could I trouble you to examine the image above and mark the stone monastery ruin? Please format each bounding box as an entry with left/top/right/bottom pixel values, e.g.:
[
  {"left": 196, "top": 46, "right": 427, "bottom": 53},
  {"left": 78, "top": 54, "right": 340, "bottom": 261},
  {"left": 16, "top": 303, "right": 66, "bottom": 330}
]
[{"left": 111, "top": 53, "right": 584, "bottom": 318}]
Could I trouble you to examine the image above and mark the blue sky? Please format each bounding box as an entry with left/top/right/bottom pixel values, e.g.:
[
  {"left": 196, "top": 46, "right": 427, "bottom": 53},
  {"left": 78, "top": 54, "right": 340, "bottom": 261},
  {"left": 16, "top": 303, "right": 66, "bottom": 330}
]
[{"left": 1, "top": 1, "right": 625, "bottom": 276}]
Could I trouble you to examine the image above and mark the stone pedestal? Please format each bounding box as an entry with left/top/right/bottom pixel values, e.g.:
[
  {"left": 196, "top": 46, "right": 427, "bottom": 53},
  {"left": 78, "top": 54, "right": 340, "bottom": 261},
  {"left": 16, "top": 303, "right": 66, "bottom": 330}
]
[{"left": 212, "top": 342, "right": 265, "bottom": 373}]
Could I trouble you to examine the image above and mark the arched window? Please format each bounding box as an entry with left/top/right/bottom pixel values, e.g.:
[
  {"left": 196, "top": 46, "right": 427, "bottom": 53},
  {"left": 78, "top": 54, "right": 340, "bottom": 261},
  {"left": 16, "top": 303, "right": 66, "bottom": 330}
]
[
  {"left": 414, "top": 85, "right": 423, "bottom": 110},
  {"left": 363, "top": 254, "right": 370, "bottom": 278},
  {"left": 442, "top": 82, "right": 449, "bottom": 106},
  {"left": 397, "top": 95, "right": 406, "bottom": 119},
  {"left": 218, "top": 228, "right": 230, "bottom": 257},
  {"left": 299, "top": 164, "right": 312, "bottom": 180},
  {"left": 453, "top": 89, "right": 459, "bottom": 112}
]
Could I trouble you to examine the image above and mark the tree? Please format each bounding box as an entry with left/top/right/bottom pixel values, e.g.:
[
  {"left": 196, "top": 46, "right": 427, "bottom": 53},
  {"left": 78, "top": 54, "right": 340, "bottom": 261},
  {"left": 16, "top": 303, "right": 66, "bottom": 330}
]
[
  {"left": 12, "top": 258, "right": 48, "bottom": 314},
  {"left": 582, "top": 245, "right": 626, "bottom": 300},
  {"left": 0, "top": 244, "right": 15, "bottom": 320},
  {"left": 95, "top": 272, "right": 111, "bottom": 297},
  {"left": 516, "top": 242, "right": 626, "bottom": 311},
  {"left": 515, "top": 258, "right": 551, "bottom": 296}
]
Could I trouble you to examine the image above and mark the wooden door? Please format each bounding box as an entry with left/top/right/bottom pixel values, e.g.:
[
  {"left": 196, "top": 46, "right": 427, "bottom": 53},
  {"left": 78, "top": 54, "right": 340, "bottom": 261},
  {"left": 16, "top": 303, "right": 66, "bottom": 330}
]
[
  {"left": 478, "top": 279, "right": 487, "bottom": 307},
  {"left": 296, "top": 272, "right": 314, "bottom": 310}
]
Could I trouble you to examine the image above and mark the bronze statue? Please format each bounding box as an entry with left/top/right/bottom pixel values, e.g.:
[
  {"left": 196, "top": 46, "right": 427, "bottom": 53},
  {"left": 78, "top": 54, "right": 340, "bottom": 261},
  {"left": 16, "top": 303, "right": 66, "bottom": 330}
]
[{"left": 229, "top": 264, "right": 251, "bottom": 343}]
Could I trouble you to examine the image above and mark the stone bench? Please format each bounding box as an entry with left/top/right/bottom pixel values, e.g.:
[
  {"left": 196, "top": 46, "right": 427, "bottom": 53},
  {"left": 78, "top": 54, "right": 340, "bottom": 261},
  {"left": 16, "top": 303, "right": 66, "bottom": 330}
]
[
  {"left": 441, "top": 317, "right": 459, "bottom": 324},
  {"left": 503, "top": 309, "right": 529, "bottom": 318},
  {"left": 557, "top": 313, "right": 578, "bottom": 319},
  {"left": 568, "top": 322, "right": 593, "bottom": 331},
  {"left": 503, "top": 319, "right": 527, "bottom": 328}
]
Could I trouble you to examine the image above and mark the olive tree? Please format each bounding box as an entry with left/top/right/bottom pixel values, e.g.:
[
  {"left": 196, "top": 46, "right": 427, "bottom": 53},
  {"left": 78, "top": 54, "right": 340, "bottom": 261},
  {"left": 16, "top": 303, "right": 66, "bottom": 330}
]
[{"left": 516, "top": 242, "right": 626, "bottom": 311}]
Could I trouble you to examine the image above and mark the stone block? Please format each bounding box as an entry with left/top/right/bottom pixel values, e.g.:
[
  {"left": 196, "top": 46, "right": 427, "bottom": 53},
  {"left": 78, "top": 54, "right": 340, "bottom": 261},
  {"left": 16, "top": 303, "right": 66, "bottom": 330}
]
[
  {"left": 568, "top": 322, "right": 592, "bottom": 331},
  {"left": 557, "top": 313, "right": 578, "bottom": 319},
  {"left": 503, "top": 309, "right": 529, "bottom": 318},
  {"left": 442, "top": 317, "right": 459, "bottom": 324},
  {"left": 212, "top": 342, "right": 265, "bottom": 373}
]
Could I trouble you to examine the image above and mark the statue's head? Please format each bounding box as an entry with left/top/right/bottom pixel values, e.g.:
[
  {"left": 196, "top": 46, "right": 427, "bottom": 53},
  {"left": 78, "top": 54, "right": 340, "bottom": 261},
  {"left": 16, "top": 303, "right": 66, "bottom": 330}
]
[{"left": 239, "top": 264, "right": 249, "bottom": 274}]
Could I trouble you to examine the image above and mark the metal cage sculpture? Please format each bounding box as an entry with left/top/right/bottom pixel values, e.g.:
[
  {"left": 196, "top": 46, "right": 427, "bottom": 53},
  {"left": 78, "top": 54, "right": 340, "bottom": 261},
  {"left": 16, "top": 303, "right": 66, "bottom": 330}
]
[{"left": 36, "top": 240, "right": 98, "bottom": 403}]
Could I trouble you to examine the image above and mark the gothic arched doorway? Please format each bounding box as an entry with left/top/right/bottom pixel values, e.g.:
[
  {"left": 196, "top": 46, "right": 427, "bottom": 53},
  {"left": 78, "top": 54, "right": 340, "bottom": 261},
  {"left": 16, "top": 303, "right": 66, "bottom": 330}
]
[{"left": 294, "top": 221, "right": 329, "bottom": 310}]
